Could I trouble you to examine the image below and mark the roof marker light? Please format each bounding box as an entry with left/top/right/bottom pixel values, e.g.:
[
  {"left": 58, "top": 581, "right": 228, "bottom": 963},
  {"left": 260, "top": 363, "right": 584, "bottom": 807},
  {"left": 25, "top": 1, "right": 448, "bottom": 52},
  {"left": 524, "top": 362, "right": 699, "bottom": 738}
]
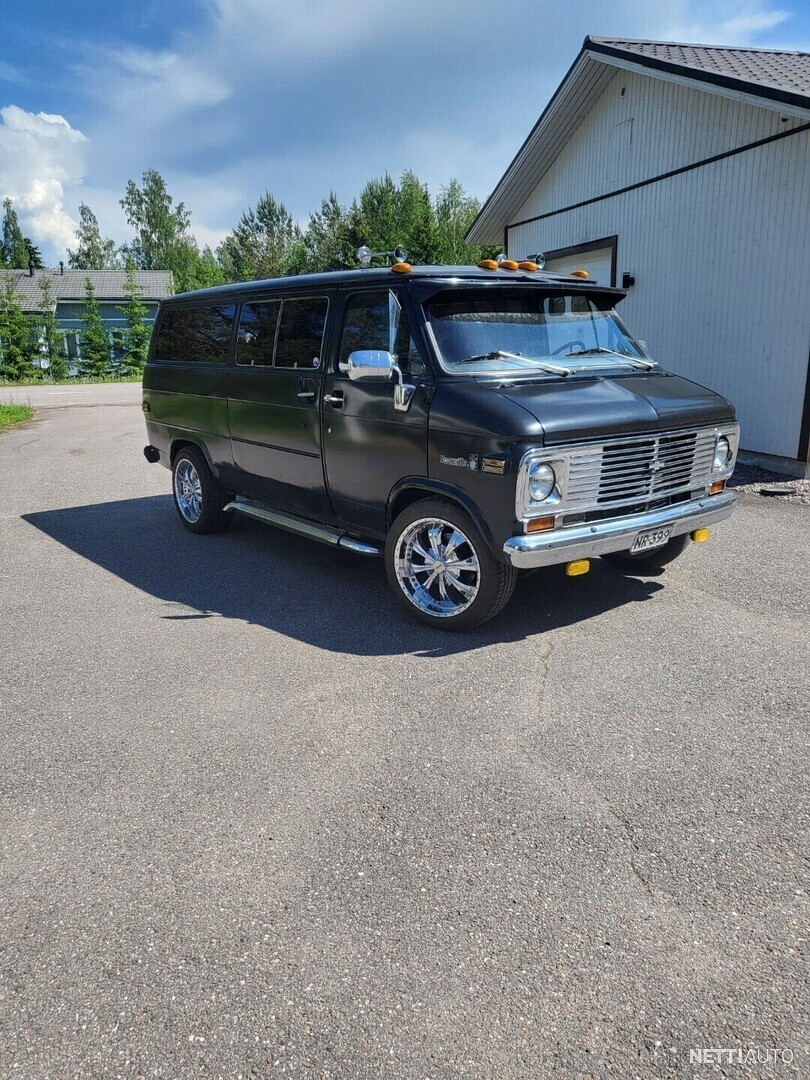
[
  {"left": 571, "top": 269, "right": 590, "bottom": 279},
  {"left": 477, "top": 259, "right": 499, "bottom": 270},
  {"left": 498, "top": 259, "right": 519, "bottom": 270},
  {"left": 518, "top": 261, "right": 538, "bottom": 271},
  {"left": 391, "top": 262, "right": 411, "bottom": 273}
]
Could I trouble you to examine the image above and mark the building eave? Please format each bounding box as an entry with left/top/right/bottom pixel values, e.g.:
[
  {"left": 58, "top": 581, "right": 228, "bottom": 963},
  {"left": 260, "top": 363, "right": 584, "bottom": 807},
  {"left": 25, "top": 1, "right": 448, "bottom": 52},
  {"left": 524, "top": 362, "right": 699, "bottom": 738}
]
[{"left": 466, "top": 36, "right": 810, "bottom": 246}]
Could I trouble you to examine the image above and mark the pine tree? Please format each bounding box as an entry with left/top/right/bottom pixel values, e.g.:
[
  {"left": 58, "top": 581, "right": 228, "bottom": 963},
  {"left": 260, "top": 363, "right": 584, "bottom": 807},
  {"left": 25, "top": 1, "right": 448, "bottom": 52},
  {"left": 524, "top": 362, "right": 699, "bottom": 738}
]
[
  {"left": 0, "top": 273, "right": 37, "bottom": 381},
  {"left": 296, "top": 193, "right": 356, "bottom": 273},
  {"left": 37, "top": 277, "right": 68, "bottom": 380},
  {"left": 2, "top": 199, "right": 29, "bottom": 269},
  {"left": 68, "top": 203, "right": 120, "bottom": 269},
  {"left": 116, "top": 263, "right": 151, "bottom": 376},
  {"left": 24, "top": 238, "right": 45, "bottom": 270},
  {"left": 78, "top": 279, "right": 112, "bottom": 377},
  {"left": 351, "top": 174, "right": 401, "bottom": 256},
  {"left": 434, "top": 179, "right": 496, "bottom": 265},
  {"left": 218, "top": 191, "right": 300, "bottom": 281}
]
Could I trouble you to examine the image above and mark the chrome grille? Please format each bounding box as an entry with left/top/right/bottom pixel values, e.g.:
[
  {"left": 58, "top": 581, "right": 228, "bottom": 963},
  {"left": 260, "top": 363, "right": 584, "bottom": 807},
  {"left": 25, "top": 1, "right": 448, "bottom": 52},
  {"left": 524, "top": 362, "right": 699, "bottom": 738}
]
[{"left": 564, "top": 428, "right": 718, "bottom": 513}]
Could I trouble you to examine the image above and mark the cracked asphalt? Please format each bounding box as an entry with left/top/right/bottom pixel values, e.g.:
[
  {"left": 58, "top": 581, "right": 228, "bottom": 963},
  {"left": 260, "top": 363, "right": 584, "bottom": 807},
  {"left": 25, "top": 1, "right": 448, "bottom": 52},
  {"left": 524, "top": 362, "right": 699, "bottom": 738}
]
[{"left": 1, "top": 397, "right": 808, "bottom": 1079}]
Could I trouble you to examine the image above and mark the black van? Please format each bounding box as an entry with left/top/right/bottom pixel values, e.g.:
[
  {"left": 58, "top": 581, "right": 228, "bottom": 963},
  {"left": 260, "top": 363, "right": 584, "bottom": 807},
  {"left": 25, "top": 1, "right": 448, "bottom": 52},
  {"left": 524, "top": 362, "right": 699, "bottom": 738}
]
[{"left": 142, "top": 258, "right": 739, "bottom": 629}]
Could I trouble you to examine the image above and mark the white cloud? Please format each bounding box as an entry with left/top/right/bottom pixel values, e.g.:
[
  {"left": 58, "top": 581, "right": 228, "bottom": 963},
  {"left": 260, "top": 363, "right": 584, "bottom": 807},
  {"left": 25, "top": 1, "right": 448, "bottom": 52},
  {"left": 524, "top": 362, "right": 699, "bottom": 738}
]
[{"left": 0, "top": 106, "right": 88, "bottom": 258}]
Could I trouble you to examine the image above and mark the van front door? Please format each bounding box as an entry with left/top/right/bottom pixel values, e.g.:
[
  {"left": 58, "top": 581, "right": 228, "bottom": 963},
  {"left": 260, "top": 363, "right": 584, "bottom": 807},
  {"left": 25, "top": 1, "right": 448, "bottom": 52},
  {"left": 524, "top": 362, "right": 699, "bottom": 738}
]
[
  {"left": 228, "top": 293, "right": 332, "bottom": 517},
  {"left": 321, "top": 287, "right": 432, "bottom": 536}
]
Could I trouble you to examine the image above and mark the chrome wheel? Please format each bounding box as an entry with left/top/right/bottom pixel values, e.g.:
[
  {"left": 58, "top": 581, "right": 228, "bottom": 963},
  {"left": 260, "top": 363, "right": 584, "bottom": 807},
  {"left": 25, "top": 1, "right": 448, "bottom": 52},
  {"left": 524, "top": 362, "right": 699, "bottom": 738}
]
[
  {"left": 394, "top": 517, "right": 481, "bottom": 618},
  {"left": 174, "top": 458, "right": 203, "bottom": 523}
]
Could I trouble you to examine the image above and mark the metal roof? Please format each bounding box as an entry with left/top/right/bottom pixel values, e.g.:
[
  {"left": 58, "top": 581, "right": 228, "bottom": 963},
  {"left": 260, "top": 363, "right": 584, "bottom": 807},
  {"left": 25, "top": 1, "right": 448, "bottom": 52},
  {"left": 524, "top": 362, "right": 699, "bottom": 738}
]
[
  {"left": 467, "top": 36, "right": 810, "bottom": 245},
  {"left": 3, "top": 269, "right": 173, "bottom": 312}
]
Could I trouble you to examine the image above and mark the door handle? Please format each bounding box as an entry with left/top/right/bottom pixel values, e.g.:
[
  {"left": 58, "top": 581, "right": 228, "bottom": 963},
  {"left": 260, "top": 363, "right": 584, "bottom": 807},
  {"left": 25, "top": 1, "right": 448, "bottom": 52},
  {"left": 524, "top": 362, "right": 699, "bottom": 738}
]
[
  {"left": 324, "top": 390, "right": 344, "bottom": 408},
  {"left": 297, "top": 389, "right": 316, "bottom": 401}
]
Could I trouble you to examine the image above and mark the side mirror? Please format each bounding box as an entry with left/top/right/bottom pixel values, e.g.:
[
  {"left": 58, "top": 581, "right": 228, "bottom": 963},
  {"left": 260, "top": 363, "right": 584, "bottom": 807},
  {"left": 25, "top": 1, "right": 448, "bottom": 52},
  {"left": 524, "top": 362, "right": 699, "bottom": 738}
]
[{"left": 345, "top": 350, "right": 396, "bottom": 381}]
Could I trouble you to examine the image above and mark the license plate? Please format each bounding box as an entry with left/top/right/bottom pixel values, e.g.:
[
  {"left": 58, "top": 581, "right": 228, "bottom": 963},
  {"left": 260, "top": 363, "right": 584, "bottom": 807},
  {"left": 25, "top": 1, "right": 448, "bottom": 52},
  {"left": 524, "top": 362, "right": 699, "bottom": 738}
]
[{"left": 630, "top": 526, "right": 672, "bottom": 554}]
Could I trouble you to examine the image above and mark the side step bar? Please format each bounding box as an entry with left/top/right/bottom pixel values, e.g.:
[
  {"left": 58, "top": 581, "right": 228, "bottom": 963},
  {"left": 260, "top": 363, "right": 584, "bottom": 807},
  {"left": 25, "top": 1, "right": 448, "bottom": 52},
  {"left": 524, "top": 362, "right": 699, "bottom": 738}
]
[{"left": 223, "top": 497, "right": 381, "bottom": 557}]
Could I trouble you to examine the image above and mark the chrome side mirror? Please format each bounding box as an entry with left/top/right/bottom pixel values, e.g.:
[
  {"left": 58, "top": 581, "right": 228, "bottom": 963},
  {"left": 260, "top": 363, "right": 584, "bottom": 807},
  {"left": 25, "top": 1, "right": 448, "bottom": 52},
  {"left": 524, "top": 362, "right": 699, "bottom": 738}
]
[{"left": 345, "top": 349, "right": 396, "bottom": 381}]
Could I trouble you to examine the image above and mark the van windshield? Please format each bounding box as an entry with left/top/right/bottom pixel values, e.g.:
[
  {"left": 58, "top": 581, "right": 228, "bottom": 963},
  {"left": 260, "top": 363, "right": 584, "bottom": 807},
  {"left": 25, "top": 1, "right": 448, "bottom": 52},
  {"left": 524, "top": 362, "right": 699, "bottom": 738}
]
[{"left": 423, "top": 289, "right": 653, "bottom": 375}]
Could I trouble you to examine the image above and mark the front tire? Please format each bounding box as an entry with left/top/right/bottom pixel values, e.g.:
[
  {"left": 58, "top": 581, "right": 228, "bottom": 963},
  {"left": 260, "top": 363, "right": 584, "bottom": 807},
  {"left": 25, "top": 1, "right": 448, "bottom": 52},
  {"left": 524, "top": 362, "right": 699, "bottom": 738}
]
[
  {"left": 171, "top": 446, "right": 232, "bottom": 534},
  {"left": 601, "top": 532, "right": 689, "bottom": 572},
  {"left": 385, "top": 498, "right": 517, "bottom": 630}
]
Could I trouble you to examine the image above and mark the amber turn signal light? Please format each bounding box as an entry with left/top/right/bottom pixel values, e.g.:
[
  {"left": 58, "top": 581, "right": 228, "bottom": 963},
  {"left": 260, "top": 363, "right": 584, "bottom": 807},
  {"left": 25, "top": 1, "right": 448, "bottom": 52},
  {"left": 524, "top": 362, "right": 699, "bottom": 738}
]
[
  {"left": 565, "top": 559, "right": 590, "bottom": 577},
  {"left": 526, "top": 515, "right": 555, "bottom": 533},
  {"left": 709, "top": 480, "right": 725, "bottom": 494},
  {"left": 691, "top": 528, "right": 711, "bottom": 543}
]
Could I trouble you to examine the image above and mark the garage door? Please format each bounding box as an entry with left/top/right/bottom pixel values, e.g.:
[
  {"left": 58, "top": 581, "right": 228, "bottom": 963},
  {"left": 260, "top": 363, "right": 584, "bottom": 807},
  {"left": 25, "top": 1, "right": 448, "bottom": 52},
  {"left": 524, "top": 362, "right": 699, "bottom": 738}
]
[{"left": 544, "top": 246, "right": 614, "bottom": 286}]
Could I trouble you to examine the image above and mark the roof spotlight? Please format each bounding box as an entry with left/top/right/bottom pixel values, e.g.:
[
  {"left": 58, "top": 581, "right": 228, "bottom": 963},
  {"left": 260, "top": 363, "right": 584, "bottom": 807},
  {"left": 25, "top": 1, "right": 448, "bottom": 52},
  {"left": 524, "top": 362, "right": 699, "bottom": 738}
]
[
  {"left": 495, "top": 253, "right": 507, "bottom": 264},
  {"left": 356, "top": 245, "right": 373, "bottom": 268},
  {"left": 531, "top": 252, "right": 546, "bottom": 269},
  {"left": 394, "top": 245, "right": 408, "bottom": 263}
]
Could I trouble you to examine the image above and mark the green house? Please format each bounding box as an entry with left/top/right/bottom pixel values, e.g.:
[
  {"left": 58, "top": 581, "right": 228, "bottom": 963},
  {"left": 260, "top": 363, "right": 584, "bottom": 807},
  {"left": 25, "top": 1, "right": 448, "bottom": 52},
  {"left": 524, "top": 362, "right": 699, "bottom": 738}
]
[{"left": 6, "top": 268, "right": 173, "bottom": 373}]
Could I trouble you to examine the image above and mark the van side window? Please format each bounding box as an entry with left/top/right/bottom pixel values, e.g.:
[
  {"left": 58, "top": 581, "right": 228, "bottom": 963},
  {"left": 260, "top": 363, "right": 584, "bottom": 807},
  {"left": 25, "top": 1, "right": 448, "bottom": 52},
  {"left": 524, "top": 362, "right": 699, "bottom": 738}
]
[
  {"left": 338, "top": 291, "right": 425, "bottom": 377},
  {"left": 155, "top": 305, "right": 236, "bottom": 363},
  {"left": 235, "top": 301, "right": 281, "bottom": 367},
  {"left": 274, "top": 297, "right": 328, "bottom": 370}
]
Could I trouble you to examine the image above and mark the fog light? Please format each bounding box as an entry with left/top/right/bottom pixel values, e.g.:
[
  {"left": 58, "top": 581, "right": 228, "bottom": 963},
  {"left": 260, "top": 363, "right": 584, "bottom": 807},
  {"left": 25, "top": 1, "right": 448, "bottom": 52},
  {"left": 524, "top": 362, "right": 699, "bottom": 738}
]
[
  {"left": 527, "top": 515, "right": 555, "bottom": 533},
  {"left": 565, "top": 559, "right": 590, "bottom": 576},
  {"left": 691, "top": 528, "right": 710, "bottom": 543}
]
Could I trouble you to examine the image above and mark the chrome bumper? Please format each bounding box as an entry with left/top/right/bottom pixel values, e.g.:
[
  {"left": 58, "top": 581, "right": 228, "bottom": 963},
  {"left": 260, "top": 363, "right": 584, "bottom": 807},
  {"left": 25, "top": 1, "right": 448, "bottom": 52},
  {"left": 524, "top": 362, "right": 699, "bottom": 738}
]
[{"left": 503, "top": 490, "right": 738, "bottom": 569}]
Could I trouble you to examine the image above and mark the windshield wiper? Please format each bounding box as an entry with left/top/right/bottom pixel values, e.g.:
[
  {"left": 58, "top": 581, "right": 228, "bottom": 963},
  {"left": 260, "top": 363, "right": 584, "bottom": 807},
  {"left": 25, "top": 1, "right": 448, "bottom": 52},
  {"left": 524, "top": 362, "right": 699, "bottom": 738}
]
[
  {"left": 455, "top": 350, "right": 571, "bottom": 376},
  {"left": 564, "top": 346, "right": 657, "bottom": 369}
]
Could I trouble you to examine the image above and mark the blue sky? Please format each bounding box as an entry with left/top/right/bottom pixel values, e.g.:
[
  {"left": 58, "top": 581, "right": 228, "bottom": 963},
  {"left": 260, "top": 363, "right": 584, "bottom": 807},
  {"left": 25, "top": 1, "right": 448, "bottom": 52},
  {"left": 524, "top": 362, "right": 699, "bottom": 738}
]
[{"left": 2, "top": 0, "right": 809, "bottom": 263}]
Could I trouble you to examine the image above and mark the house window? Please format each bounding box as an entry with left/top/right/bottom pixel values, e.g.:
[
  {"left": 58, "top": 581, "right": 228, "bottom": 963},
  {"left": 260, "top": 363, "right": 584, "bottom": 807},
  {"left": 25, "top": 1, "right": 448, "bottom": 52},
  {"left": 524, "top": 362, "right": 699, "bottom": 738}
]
[
  {"left": 63, "top": 332, "right": 81, "bottom": 361},
  {"left": 108, "top": 328, "right": 126, "bottom": 362}
]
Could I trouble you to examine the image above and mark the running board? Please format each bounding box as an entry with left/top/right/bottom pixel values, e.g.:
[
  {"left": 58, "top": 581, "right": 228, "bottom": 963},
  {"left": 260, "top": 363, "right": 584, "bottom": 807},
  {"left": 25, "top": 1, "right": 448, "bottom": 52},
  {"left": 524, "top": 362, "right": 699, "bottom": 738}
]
[{"left": 223, "top": 498, "right": 381, "bottom": 557}]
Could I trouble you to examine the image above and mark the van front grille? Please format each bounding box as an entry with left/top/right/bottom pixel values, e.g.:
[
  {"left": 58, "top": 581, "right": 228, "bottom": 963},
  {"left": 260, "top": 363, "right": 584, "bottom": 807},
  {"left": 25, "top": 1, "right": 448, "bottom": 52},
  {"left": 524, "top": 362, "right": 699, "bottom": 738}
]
[{"left": 564, "top": 428, "right": 717, "bottom": 514}]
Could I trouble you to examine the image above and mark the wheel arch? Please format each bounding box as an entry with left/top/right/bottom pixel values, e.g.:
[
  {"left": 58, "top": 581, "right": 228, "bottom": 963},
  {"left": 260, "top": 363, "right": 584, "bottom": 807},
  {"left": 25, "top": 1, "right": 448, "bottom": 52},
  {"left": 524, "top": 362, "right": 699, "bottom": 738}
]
[
  {"left": 169, "top": 436, "right": 217, "bottom": 474},
  {"left": 387, "top": 478, "right": 499, "bottom": 558}
]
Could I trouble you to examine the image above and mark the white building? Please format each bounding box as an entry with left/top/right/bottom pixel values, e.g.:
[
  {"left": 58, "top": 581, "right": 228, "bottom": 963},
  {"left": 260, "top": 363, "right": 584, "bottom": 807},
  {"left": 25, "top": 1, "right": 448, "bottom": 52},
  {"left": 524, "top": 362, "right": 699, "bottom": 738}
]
[{"left": 467, "top": 38, "right": 810, "bottom": 474}]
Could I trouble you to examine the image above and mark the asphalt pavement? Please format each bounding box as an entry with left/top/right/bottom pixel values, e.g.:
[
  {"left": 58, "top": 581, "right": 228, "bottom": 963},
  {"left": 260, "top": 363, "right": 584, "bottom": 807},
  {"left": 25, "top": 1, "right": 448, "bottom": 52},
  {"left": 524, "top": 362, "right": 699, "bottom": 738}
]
[{"left": 1, "top": 395, "right": 807, "bottom": 1079}]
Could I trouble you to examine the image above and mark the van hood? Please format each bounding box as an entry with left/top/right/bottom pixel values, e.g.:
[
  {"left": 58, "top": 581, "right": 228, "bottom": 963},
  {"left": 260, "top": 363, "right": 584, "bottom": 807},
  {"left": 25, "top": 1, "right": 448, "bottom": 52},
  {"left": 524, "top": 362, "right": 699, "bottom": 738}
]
[{"left": 492, "top": 372, "right": 735, "bottom": 444}]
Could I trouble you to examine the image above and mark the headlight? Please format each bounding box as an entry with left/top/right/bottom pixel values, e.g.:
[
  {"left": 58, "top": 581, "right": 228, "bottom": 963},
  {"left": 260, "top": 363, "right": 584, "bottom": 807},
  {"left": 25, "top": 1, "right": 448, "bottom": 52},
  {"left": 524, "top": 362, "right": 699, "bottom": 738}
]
[
  {"left": 713, "top": 436, "right": 731, "bottom": 471},
  {"left": 528, "top": 462, "right": 556, "bottom": 502}
]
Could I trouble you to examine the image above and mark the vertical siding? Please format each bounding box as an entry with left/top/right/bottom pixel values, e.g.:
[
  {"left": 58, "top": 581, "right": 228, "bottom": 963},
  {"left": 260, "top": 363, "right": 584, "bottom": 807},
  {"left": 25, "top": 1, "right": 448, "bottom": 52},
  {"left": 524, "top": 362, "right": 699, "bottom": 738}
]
[
  {"left": 508, "top": 126, "right": 810, "bottom": 459},
  {"left": 512, "top": 69, "right": 807, "bottom": 225}
]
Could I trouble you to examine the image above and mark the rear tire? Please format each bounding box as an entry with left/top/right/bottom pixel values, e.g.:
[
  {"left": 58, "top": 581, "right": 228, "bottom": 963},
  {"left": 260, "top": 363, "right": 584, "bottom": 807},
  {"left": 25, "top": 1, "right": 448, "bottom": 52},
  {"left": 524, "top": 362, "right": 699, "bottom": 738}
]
[
  {"left": 171, "top": 446, "right": 232, "bottom": 534},
  {"left": 385, "top": 498, "right": 517, "bottom": 630},
  {"left": 601, "top": 532, "right": 689, "bottom": 572}
]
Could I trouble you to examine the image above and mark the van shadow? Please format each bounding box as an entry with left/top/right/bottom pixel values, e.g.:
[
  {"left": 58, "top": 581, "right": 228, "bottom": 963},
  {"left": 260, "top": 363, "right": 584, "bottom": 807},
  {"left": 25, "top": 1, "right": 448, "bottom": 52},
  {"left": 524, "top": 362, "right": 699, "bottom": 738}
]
[{"left": 24, "top": 496, "right": 664, "bottom": 657}]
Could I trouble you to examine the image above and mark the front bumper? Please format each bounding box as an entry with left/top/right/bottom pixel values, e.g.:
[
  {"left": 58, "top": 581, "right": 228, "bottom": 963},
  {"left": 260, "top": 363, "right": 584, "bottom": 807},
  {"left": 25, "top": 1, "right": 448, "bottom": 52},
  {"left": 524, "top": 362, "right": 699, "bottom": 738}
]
[{"left": 503, "top": 489, "right": 738, "bottom": 568}]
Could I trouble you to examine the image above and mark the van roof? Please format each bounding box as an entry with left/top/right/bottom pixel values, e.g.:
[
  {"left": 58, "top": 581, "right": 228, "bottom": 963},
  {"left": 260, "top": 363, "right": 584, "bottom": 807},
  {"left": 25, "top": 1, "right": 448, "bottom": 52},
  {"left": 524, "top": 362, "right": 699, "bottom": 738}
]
[{"left": 163, "top": 265, "right": 626, "bottom": 304}]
